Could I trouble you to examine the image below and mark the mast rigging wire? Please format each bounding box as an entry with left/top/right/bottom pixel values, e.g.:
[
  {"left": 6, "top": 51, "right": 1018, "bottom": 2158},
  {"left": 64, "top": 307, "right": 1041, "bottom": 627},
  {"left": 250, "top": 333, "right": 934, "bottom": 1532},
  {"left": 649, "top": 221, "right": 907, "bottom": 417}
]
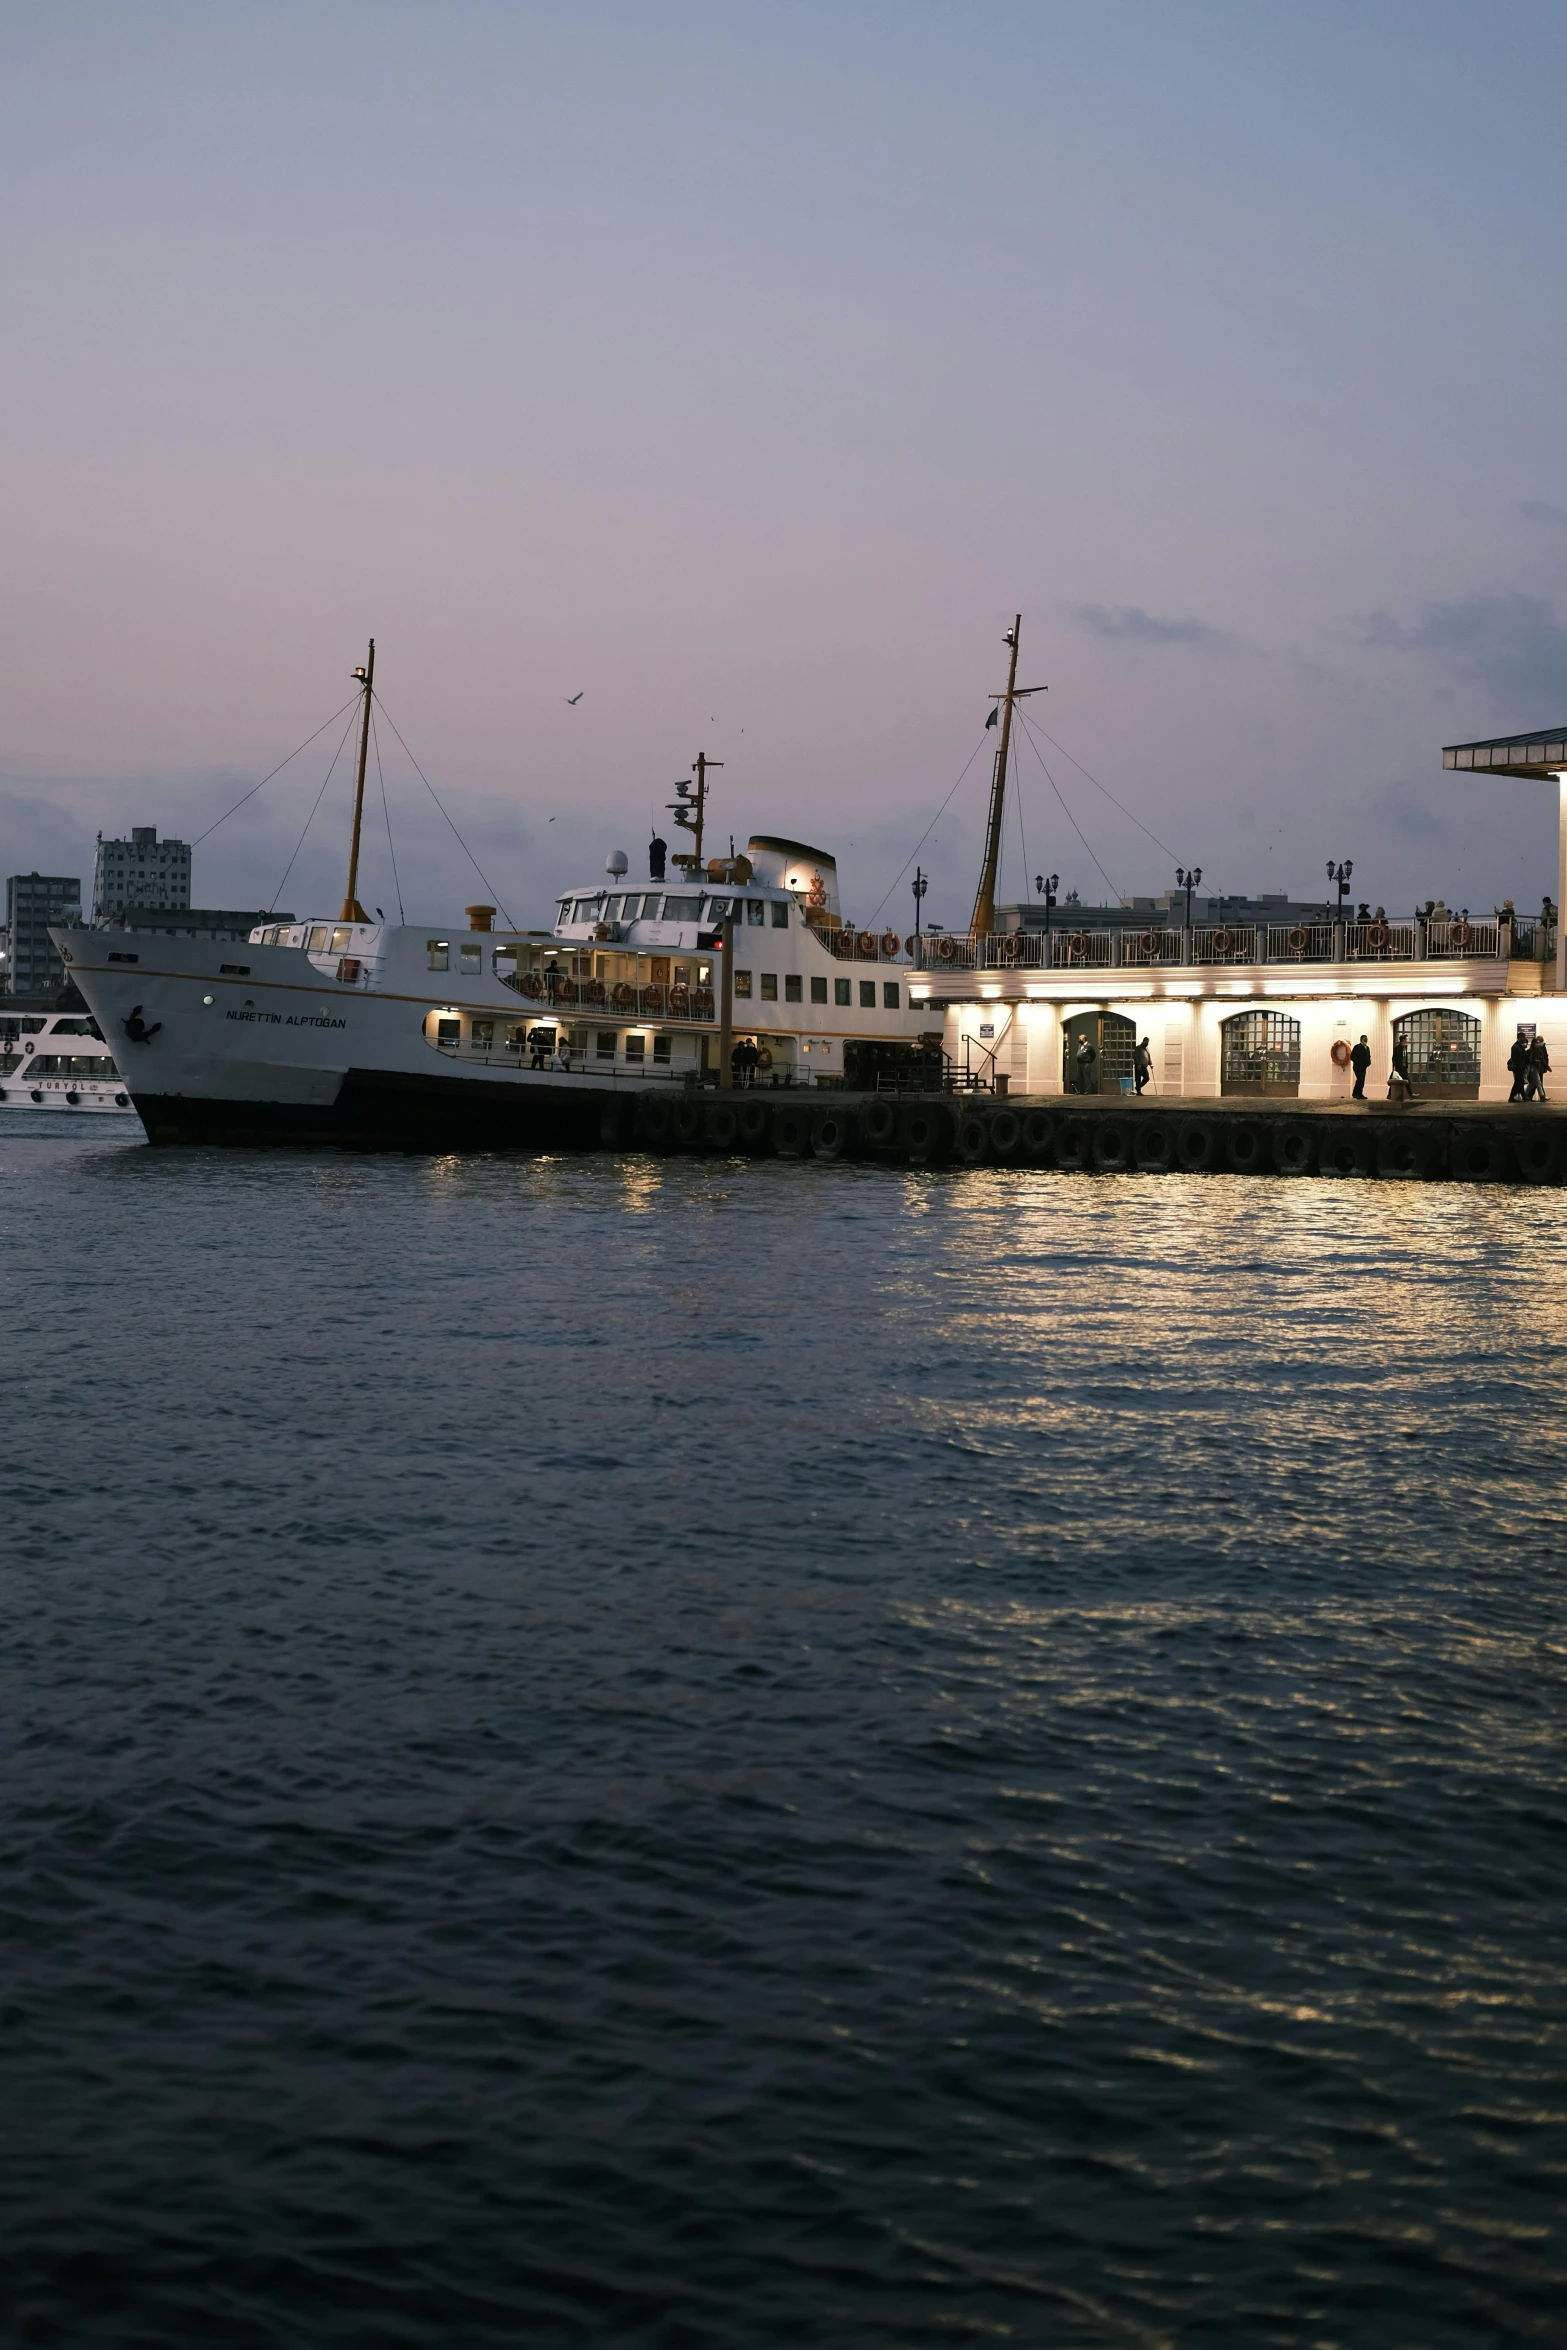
[
  {"left": 1013, "top": 712, "right": 1122, "bottom": 902},
  {"left": 374, "top": 696, "right": 514, "bottom": 929},
  {"left": 371, "top": 708, "right": 405, "bottom": 924},
  {"left": 267, "top": 705, "right": 362, "bottom": 912},
  {"left": 192, "top": 695, "right": 361, "bottom": 845},
  {"left": 867, "top": 728, "right": 991, "bottom": 926}
]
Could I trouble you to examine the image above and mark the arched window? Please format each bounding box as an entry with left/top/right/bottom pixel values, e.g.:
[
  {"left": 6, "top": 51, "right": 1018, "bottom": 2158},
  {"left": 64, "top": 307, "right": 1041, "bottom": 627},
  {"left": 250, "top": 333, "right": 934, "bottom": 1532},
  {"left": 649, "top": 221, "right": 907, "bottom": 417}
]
[
  {"left": 1062, "top": 1010, "right": 1136, "bottom": 1096},
  {"left": 1393, "top": 1007, "right": 1481, "bottom": 1093},
  {"left": 1221, "top": 1010, "right": 1300, "bottom": 1094}
]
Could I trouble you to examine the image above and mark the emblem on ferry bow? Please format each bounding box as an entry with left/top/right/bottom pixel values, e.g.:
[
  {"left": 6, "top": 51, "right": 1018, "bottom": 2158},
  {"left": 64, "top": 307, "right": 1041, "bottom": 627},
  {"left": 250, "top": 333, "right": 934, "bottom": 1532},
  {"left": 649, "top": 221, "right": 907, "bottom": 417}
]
[{"left": 122, "top": 1005, "right": 161, "bottom": 1045}]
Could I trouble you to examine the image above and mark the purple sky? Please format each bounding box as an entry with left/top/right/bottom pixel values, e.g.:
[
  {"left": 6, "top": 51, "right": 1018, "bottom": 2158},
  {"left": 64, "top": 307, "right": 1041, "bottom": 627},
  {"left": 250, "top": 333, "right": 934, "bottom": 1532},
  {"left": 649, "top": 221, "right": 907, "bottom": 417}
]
[{"left": 4, "top": 1, "right": 1566, "bottom": 931}]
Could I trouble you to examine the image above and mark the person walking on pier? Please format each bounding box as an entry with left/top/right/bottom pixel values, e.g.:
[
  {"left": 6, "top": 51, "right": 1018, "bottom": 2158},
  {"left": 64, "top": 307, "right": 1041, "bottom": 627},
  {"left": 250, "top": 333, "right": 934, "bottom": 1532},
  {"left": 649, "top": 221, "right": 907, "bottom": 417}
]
[
  {"left": 1134, "top": 1037, "right": 1152, "bottom": 1095},
  {"left": 1508, "top": 1033, "right": 1530, "bottom": 1101},
  {"left": 1389, "top": 1035, "right": 1418, "bottom": 1102},
  {"left": 1350, "top": 1034, "right": 1371, "bottom": 1099},
  {"left": 1527, "top": 1035, "right": 1551, "bottom": 1102}
]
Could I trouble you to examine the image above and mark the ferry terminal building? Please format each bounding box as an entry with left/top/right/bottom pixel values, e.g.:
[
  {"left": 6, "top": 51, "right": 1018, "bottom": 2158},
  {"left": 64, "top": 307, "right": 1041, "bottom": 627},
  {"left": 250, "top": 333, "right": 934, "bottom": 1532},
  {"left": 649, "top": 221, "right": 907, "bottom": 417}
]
[{"left": 907, "top": 729, "right": 1567, "bottom": 1103}]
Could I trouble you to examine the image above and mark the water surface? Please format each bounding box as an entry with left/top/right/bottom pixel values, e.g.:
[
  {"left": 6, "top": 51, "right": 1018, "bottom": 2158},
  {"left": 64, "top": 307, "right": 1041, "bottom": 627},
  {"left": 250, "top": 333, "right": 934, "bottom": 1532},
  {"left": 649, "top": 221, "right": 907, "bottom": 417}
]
[{"left": 4, "top": 1125, "right": 1565, "bottom": 2346}]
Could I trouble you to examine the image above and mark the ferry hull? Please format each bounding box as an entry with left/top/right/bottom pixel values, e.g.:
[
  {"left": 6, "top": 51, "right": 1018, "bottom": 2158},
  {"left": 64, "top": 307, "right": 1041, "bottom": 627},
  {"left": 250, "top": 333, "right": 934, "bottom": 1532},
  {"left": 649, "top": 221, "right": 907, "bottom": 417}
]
[{"left": 128, "top": 1066, "right": 633, "bottom": 1151}]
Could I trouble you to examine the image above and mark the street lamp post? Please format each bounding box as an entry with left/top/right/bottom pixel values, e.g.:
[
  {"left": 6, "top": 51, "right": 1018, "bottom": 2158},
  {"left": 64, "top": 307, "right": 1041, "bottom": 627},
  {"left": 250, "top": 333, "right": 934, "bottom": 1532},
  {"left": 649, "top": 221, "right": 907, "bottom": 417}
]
[
  {"left": 1176, "top": 865, "right": 1202, "bottom": 961},
  {"left": 912, "top": 867, "right": 928, "bottom": 962},
  {"left": 1035, "top": 871, "right": 1059, "bottom": 963},
  {"left": 1327, "top": 859, "right": 1353, "bottom": 956}
]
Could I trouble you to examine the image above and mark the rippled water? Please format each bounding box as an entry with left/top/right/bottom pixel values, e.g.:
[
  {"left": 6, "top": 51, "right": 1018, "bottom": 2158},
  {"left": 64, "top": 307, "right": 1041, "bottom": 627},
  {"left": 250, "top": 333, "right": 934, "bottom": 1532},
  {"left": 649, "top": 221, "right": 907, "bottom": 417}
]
[{"left": 4, "top": 1123, "right": 1566, "bottom": 2347}]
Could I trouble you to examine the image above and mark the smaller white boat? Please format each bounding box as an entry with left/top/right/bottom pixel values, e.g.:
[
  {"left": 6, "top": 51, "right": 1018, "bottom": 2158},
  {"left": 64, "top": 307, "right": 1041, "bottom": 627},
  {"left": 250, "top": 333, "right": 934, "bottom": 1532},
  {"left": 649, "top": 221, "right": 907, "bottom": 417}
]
[{"left": 0, "top": 1010, "right": 135, "bottom": 1115}]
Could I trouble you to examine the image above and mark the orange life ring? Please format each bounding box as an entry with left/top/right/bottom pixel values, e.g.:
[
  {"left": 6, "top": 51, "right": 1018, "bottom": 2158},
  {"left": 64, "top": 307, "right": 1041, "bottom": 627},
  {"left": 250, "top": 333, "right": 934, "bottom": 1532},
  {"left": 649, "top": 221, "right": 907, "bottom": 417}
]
[
  {"left": 585, "top": 978, "right": 606, "bottom": 1005},
  {"left": 1450, "top": 918, "right": 1472, "bottom": 951},
  {"left": 1137, "top": 929, "right": 1157, "bottom": 958},
  {"left": 1287, "top": 925, "right": 1308, "bottom": 956},
  {"left": 642, "top": 983, "right": 665, "bottom": 1013},
  {"left": 935, "top": 934, "right": 958, "bottom": 961},
  {"left": 757, "top": 1045, "right": 773, "bottom": 1068},
  {"left": 1367, "top": 919, "right": 1390, "bottom": 951},
  {"left": 611, "top": 981, "right": 633, "bottom": 1010},
  {"left": 669, "top": 984, "right": 690, "bottom": 1014},
  {"left": 1000, "top": 933, "right": 1021, "bottom": 965},
  {"left": 1066, "top": 932, "right": 1087, "bottom": 965},
  {"left": 881, "top": 931, "right": 900, "bottom": 957},
  {"left": 1210, "top": 926, "right": 1233, "bottom": 956},
  {"left": 856, "top": 930, "right": 878, "bottom": 956},
  {"left": 519, "top": 970, "right": 544, "bottom": 998},
  {"left": 1331, "top": 1040, "right": 1352, "bottom": 1068},
  {"left": 555, "top": 979, "right": 579, "bottom": 1006}
]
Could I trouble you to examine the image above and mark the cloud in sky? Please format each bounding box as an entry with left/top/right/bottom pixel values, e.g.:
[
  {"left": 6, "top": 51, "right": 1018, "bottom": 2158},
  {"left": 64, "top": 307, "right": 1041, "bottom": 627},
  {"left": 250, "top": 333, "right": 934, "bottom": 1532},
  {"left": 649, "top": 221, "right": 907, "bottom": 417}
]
[
  {"left": 1360, "top": 594, "right": 1567, "bottom": 720},
  {"left": 1072, "top": 605, "right": 1239, "bottom": 653}
]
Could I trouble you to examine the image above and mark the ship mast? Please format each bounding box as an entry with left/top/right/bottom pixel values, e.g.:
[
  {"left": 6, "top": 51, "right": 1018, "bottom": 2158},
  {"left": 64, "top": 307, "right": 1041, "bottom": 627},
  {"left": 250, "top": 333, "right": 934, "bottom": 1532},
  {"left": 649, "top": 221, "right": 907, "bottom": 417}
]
[
  {"left": 968, "top": 615, "right": 1044, "bottom": 940},
  {"left": 670, "top": 750, "right": 722, "bottom": 876},
  {"left": 341, "top": 637, "right": 375, "bottom": 923}
]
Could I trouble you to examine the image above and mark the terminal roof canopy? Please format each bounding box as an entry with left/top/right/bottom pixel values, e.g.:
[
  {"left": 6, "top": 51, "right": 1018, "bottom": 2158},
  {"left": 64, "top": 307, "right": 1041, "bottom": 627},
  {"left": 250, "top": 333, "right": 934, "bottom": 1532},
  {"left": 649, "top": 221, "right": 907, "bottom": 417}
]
[{"left": 1443, "top": 729, "right": 1567, "bottom": 777}]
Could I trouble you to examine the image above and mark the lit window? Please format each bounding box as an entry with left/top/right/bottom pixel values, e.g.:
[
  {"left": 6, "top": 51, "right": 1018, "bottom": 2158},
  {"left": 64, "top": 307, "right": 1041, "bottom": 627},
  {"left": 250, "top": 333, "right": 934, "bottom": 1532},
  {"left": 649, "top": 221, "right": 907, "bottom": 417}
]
[
  {"left": 735, "top": 970, "right": 753, "bottom": 997},
  {"left": 746, "top": 900, "right": 764, "bottom": 926},
  {"left": 330, "top": 926, "right": 353, "bottom": 953},
  {"left": 785, "top": 974, "right": 802, "bottom": 1002},
  {"left": 460, "top": 943, "right": 481, "bottom": 971},
  {"left": 434, "top": 1017, "right": 459, "bottom": 1049},
  {"left": 810, "top": 975, "right": 827, "bottom": 1003},
  {"left": 761, "top": 973, "right": 778, "bottom": 1000},
  {"left": 427, "top": 940, "right": 449, "bottom": 971},
  {"left": 625, "top": 1033, "right": 646, "bottom": 1064},
  {"left": 883, "top": 983, "right": 899, "bottom": 1009},
  {"left": 835, "top": 978, "right": 850, "bottom": 1006},
  {"left": 859, "top": 981, "right": 875, "bottom": 1008},
  {"left": 472, "top": 1019, "right": 493, "bottom": 1048}
]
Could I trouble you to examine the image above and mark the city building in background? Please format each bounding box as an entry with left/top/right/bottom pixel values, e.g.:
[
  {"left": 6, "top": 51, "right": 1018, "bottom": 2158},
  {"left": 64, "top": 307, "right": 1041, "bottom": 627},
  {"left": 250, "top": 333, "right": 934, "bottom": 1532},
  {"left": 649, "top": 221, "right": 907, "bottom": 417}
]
[
  {"left": 92, "top": 827, "right": 192, "bottom": 923},
  {"left": 111, "top": 906, "right": 285, "bottom": 941},
  {"left": 3, "top": 874, "right": 82, "bottom": 997}
]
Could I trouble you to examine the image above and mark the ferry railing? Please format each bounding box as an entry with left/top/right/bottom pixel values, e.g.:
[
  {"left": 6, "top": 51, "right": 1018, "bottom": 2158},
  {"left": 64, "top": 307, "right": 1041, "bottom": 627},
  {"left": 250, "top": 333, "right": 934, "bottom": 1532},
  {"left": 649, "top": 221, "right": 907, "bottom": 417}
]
[
  {"left": 806, "top": 920, "right": 909, "bottom": 962},
  {"left": 1506, "top": 919, "right": 1557, "bottom": 962},
  {"left": 500, "top": 975, "right": 717, "bottom": 1022}
]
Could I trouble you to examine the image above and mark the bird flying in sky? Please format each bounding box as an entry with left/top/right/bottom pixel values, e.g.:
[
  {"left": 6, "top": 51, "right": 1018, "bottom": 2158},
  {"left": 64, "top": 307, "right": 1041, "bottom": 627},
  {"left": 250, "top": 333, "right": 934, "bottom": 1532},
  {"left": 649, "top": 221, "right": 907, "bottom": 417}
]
[{"left": 566, "top": 692, "right": 584, "bottom": 705}]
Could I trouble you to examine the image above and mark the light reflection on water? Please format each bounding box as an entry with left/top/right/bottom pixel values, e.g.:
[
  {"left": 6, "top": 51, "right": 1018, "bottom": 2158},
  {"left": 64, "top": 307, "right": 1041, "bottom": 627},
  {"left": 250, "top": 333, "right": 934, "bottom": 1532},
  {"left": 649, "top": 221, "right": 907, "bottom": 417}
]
[{"left": 2, "top": 1129, "right": 1564, "bottom": 2346}]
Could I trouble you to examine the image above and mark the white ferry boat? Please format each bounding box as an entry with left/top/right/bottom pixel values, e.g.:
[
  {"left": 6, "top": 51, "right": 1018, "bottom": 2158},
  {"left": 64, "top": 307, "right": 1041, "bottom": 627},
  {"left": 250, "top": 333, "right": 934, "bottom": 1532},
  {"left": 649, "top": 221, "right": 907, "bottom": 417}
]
[
  {"left": 0, "top": 1009, "right": 134, "bottom": 1116},
  {"left": 51, "top": 646, "right": 935, "bottom": 1147}
]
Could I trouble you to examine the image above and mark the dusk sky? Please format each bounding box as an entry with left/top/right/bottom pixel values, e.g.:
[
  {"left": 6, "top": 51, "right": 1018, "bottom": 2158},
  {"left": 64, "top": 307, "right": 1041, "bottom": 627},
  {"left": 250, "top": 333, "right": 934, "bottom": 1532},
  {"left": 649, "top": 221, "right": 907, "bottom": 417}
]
[{"left": 4, "top": 1, "right": 1566, "bottom": 931}]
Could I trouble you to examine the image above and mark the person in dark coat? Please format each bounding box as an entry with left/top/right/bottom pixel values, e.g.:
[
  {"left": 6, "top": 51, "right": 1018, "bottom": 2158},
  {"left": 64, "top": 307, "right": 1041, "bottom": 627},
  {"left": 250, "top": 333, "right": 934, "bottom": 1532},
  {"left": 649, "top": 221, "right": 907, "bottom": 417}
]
[
  {"left": 1350, "top": 1034, "right": 1371, "bottom": 1099},
  {"left": 1074, "top": 1036, "right": 1097, "bottom": 1094},
  {"left": 1389, "top": 1036, "right": 1418, "bottom": 1101},
  {"left": 1527, "top": 1035, "right": 1551, "bottom": 1102},
  {"left": 1508, "top": 1033, "right": 1530, "bottom": 1101},
  {"left": 1133, "top": 1037, "right": 1152, "bottom": 1094}
]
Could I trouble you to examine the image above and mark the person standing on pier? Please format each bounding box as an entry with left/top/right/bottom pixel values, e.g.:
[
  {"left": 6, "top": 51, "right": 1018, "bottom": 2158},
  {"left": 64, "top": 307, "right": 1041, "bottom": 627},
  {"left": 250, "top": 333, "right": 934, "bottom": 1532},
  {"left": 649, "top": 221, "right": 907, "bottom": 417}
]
[
  {"left": 1350, "top": 1035, "right": 1371, "bottom": 1100},
  {"left": 1390, "top": 1036, "right": 1418, "bottom": 1102},
  {"left": 1508, "top": 1033, "right": 1530, "bottom": 1101},
  {"left": 1134, "top": 1038, "right": 1152, "bottom": 1095},
  {"left": 1527, "top": 1035, "right": 1551, "bottom": 1102},
  {"left": 1075, "top": 1035, "right": 1097, "bottom": 1094}
]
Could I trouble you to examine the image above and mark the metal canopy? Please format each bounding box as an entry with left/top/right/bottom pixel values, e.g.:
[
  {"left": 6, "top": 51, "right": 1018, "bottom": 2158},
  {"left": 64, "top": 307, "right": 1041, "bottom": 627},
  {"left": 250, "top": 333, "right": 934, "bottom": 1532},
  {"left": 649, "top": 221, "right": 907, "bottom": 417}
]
[{"left": 1443, "top": 729, "right": 1567, "bottom": 777}]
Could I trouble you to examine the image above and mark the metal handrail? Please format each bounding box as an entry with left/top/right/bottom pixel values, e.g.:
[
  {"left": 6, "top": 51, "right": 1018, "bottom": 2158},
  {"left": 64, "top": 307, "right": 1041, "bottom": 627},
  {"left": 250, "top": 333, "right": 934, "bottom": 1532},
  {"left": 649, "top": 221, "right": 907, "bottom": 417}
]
[{"left": 908, "top": 917, "right": 1511, "bottom": 974}]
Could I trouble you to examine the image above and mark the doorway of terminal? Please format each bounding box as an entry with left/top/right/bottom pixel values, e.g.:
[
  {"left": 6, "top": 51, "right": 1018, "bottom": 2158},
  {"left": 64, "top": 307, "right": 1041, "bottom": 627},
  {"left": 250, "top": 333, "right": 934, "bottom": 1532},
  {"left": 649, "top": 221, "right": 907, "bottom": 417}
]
[{"left": 1062, "top": 1009, "right": 1136, "bottom": 1095}]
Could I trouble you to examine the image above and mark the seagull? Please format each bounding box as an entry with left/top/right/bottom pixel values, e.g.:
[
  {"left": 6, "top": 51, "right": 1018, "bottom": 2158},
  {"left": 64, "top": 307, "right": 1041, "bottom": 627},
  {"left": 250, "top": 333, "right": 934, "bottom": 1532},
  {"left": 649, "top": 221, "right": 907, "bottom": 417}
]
[{"left": 565, "top": 692, "right": 584, "bottom": 705}]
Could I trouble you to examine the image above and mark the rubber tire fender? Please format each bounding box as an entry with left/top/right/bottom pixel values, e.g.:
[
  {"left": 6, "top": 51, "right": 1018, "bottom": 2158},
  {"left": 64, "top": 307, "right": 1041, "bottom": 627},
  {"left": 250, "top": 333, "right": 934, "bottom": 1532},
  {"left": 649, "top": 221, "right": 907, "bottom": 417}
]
[
  {"left": 1133, "top": 1120, "right": 1173, "bottom": 1172},
  {"left": 899, "top": 1100, "right": 955, "bottom": 1165},
  {"left": 1092, "top": 1118, "right": 1133, "bottom": 1172},
  {"left": 736, "top": 1098, "right": 773, "bottom": 1152},
  {"left": 671, "top": 1098, "right": 704, "bottom": 1148},
  {"left": 955, "top": 1111, "right": 992, "bottom": 1166},
  {"left": 1272, "top": 1123, "right": 1316, "bottom": 1177},
  {"left": 637, "top": 1096, "right": 674, "bottom": 1150},
  {"left": 1318, "top": 1127, "right": 1374, "bottom": 1178},
  {"left": 861, "top": 1098, "right": 900, "bottom": 1151},
  {"left": 1174, "top": 1119, "right": 1220, "bottom": 1173},
  {"left": 773, "top": 1105, "right": 811, "bottom": 1158},
  {"left": 811, "top": 1107, "right": 858, "bottom": 1161},
  {"left": 1374, "top": 1126, "right": 1445, "bottom": 1181},
  {"left": 704, "top": 1100, "right": 740, "bottom": 1150},
  {"left": 1451, "top": 1126, "right": 1512, "bottom": 1184},
  {"left": 1513, "top": 1126, "right": 1559, "bottom": 1185},
  {"left": 989, "top": 1108, "right": 1024, "bottom": 1163},
  {"left": 1053, "top": 1117, "right": 1091, "bottom": 1173},
  {"left": 1021, "top": 1107, "right": 1055, "bottom": 1165},
  {"left": 1225, "top": 1122, "right": 1267, "bottom": 1175}
]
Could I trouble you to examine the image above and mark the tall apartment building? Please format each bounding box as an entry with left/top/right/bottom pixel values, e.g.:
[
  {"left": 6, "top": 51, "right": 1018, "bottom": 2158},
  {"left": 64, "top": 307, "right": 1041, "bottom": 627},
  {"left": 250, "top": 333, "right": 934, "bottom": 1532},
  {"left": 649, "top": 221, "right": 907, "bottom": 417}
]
[
  {"left": 3, "top": 873, "right": 82, "bottom": 996},
  {"left": 93, "top": 826, "right": 192, "bottom": 923}
]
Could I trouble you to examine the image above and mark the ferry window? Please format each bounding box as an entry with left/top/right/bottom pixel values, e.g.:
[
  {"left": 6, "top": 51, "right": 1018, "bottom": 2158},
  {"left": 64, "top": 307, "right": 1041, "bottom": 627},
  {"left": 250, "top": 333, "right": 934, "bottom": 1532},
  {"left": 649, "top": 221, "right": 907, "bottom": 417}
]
[
  {"left": 459, "top": 942, "right": 481, "bottom": 972},
  {"left": 308, "top": 925, "right": 330, "bottom": 951},
  {"left": 653, "top": 1035, "right": 672, "bottom": 1064},
  {"left": 574, "top": 897, "right": 604, "bottom": 921},
  {"left": 472, "top": 1020, "right": 494, "bottom": 1048},
  {"left": 771, "top": 901, "right": 789, "bottom": 928},
  {"left": 435, "top": 1017, "right": 459, "bottom": 1048},
  {"left": 427, "top": 940, "right": 449, "bottom": 971},
  {"left": 747, "top": 900, "right": 765, "bottom": 926},
  {"left": 557, "top": 900, "right": 571, "bottom": 923},
  {"left": 859, "top": 981, "right": 876, "bottom": 1008},
  {"left": 761, "top": 973, "right": 778, "bottom": 1001},
  {"left": 835, "top": 977, "right": 851, "bottom": 1007},
  {"left": 596, "top": 1030, "right": 617, "bottom": 1059},
  {"left": 331, "top": 926, "right": 354, "bottom": 953},
  {"left": 883, "top": 983, "right": 900, "bottom": 1009},
  {"left": 811, "top": 976, "right": 827, "bottom": 1003},
  {"left": 639, "top": 896, "right": 660, "bottom": 920},
  {"left": 735, "top": 970, "right": 753, "bottom": 997},
  {"left": 506, "top": 1026, "right": 527, "bottom": 1051},
  {"left": 785, "top": 974, "right": 802, "bottom": 1002},
  {"left": 663, "top": 895, "right": 701, "bottom": 921},
  {"left": 625, "top": 1033, "right": 646, "bottom": 1064}
]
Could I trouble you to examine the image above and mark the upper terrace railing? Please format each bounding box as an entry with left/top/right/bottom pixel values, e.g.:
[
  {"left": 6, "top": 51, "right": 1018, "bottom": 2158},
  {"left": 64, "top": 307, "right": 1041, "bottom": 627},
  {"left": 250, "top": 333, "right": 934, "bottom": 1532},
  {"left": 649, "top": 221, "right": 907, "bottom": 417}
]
[
  {"left": 906, "top": 914, "right": 1541, "bottom": 975},
  {"left": 503, "top": 968, "right": 716, "bottom": 1021}
]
